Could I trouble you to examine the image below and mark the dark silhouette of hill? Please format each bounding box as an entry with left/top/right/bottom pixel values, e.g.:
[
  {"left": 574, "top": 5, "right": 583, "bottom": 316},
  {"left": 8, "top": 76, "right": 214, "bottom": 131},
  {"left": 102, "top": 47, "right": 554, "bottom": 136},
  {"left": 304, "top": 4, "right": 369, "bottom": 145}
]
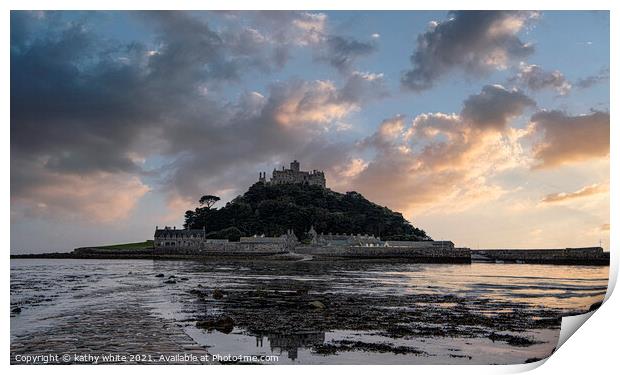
[{"left": 184, "top": 182, "right": 431, "bottom": 241}]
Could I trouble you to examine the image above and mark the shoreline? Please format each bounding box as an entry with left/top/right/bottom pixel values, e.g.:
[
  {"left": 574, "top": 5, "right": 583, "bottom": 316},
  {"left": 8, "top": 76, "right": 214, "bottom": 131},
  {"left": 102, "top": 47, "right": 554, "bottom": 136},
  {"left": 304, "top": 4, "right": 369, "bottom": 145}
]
[{"left": 10, "top": 247, "right": 610, "bottom": 266}]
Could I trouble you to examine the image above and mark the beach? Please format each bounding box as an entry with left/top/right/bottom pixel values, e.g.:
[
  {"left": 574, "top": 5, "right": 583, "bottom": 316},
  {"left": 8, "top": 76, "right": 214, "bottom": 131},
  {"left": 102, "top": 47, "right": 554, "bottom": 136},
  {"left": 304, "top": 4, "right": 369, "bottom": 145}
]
[{"left": 10, "top": 258, "right": 608, "bottom": 365}]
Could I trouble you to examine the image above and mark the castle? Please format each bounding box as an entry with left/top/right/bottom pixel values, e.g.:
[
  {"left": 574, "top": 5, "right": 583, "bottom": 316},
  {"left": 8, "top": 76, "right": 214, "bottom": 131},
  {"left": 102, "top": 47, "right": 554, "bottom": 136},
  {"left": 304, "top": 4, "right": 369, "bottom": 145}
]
[{"left": 259, "top": 160, "right": 326, "bottom": 188}]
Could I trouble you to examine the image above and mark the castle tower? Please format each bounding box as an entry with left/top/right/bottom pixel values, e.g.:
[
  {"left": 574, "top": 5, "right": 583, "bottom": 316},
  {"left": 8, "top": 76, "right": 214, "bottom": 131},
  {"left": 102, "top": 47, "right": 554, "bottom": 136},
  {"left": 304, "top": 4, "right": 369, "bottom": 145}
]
[{"left": 259, "top": 160, "right": 326, "bottom": 188}]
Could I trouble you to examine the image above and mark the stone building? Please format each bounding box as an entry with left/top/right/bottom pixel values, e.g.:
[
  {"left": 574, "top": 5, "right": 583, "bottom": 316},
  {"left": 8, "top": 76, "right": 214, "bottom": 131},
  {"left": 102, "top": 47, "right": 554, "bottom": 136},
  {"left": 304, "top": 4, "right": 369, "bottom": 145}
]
[
  {"left": 306, "top": 226, "right": 454, "bottom": 249},
  {"left": 384, "top": 240, "right": 455, "bottom": 249},
  {"left": 307, "top": 226, "right": 385, "bottom": 247},
  {"left": 240, "top": 230, "right": 298, "bottom": 251},
  {"left": 153, "top": 226, "right": 206, "bottom": 250},
  {"left": 259, "top": 160, "right": 326, "bottom": 187},
  {"left": 154, "top": 226, "right": 298, "bottom": 252}
]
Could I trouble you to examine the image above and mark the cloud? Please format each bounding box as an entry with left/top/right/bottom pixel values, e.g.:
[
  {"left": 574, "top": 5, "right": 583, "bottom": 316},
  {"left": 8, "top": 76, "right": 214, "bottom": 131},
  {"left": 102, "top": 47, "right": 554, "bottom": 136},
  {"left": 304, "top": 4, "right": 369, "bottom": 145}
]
[
  {"left": 248, "top": 12, "right": 378, "bottom": 73},
  {"left": 267, "top": 73, "right": 386, "bottom": 129},
  {"left": 11, "top": 11, "right": 388, "bottom": 222},
  {"left": 461, "top": 84, "right": 536, "bottom": 131},
  {"left": 542, "top": 184, "right": 608, "bottom": 203},
  {"left": 269, "top": 80, "right": 358, "bottom": 127},
  {"left": 10, "top": 13, "right": 163, "bottom": 223},
  {"left": 401, "top": 11, "right": 538, "bottom": 91},
  {"left": 358, "top": 115, "right": 408, "bottom": 150},
  {"left": 508, "top": 63, "right": 572, "bottom": 95},
  {"left": 318, "top": 35, "right": 377, "bottom": 73},
  {"left": 11, "top": 159, "right": 149, "bottom": 223},
  {"left": 161, "top": 72, "right": 387, "bottom": 203},
  {"left": 530, "top": 110, "right": 610, "bottom": 169},
  {"left": 11, "top": 10, "right": 608, "bottom": 241},
  {"left": 218, "top": 11, "right": 328, "bottom": 67},
  {"left": 342, "top": 85, "right": 535, "bottom": 216},
  {"left": 288, "top": 11, "right": 327, "bottom": 45},
  {"left": 575, "top": 67, "right": 610, "bottom": 89}
]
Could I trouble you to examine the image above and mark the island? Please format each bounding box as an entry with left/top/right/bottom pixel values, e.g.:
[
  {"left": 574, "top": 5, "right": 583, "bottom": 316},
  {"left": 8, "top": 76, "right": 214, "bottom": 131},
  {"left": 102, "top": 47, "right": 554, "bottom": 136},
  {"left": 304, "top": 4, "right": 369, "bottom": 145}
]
[{"left": 12, "top": 160, "right": 609, "bottom": 266}]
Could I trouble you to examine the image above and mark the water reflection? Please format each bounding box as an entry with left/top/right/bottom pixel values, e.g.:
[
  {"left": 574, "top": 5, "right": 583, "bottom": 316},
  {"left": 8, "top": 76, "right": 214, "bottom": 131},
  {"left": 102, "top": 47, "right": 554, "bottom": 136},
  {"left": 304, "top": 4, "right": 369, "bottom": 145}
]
[{"left": 255, "top": 332, "right": 326, "bottom": 361}]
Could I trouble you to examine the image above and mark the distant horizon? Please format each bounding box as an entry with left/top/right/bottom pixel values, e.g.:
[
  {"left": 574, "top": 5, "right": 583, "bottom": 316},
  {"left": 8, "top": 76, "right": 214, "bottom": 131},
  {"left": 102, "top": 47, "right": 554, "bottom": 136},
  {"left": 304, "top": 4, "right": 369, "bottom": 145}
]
[{"left": 11, "top": 11, "right": 610, "bottom": 253}]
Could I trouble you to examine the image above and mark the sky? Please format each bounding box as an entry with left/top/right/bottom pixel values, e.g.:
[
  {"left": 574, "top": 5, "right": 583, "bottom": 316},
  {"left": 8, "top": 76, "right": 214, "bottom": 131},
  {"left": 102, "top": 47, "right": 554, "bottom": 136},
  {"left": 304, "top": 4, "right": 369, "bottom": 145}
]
[{"left": 10, "top": 10, "right": 610, "bottom": 253}]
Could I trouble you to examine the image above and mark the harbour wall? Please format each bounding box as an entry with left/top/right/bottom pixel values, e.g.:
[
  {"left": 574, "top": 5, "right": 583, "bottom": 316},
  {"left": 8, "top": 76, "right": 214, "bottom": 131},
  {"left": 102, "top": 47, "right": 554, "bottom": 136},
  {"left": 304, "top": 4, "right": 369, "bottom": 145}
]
[
  {"left": 294, "top": 245, "right": 471, "bottom": 263},
  {"left": 471, "top": 247, "right": 609, "bottom": 265},
  {"left": 14, "top": 246, "right": 608, "bottom": 266},
  {"left": 153, "top": 242, "right": 287, "bottom": 256},
  {"left": 68, "top": 243, "right": 287, "bottom": 259}
]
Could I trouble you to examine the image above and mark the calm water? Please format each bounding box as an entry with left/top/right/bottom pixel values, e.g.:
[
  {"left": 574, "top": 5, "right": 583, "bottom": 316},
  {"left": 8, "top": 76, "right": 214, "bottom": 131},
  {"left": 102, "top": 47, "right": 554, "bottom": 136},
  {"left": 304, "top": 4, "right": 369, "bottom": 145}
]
[{"left": 10, "top": 259, "right": 609, "bottom": 364}]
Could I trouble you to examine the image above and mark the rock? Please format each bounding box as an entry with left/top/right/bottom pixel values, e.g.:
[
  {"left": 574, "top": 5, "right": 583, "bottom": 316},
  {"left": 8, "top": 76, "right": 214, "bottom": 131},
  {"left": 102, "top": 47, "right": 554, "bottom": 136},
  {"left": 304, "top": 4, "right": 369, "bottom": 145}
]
[
  {"left": 11, "top": 307, "right": 22, "bottom": 314},
  {"left": 213, "top": 289, "right": 224, "bottom": 299},
  {"left": 189, "top": 289, "right": 208, "bottom": 298},
  {"left": 589, "top": 301, "right": 603, "bottom": 311},
  {"left": 488, "top": 332, "right": 537, "bottom": 347},
  {"left": 313, "top": 340, "right": 426, "bottom": 356},
  {"left": 164, "top": 279, "right": 176, "bottom": 284},
  {"left": 155, "top": 273, "right": 165, "bottom": 278},
  {"left": 195, "top": 316, "right": 235, "bottom": 334},
  {"left": 180, "top": 277, "right": 189, "bottom": 281},
  {"left": 308, "top": 301, "right": 325, "bottom": 310}
]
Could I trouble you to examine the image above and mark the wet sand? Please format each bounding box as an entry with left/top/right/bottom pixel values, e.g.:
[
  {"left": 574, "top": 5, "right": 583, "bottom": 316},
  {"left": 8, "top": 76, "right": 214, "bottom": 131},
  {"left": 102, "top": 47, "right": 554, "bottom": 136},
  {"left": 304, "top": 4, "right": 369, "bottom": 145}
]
[
  {"left": 11, "top": 300, "right": 209, "bottom": 364},
  {"left": 10, "top": 259, "right": 608, "bottom": 365}
]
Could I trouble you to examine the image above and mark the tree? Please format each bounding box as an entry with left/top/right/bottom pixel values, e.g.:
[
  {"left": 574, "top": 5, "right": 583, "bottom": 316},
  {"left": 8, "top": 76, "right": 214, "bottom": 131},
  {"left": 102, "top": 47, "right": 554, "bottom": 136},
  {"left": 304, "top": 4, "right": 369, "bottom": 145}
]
[{"left": 199, "top": 195, "right": 220, "bottom": 209}]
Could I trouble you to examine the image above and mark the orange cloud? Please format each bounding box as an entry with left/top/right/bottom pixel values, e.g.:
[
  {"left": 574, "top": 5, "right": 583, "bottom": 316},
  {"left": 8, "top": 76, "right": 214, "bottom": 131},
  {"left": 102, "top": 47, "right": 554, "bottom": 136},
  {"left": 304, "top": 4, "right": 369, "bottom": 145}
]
[
  {"left": 273, "top": 80, "right": 356, "bottom": 127},
  {"left": 12, "top": 171, "right": 150, "bottom": 223},
  {"left": 530, "top": 110, "right": 610, "bottom": 169},
  {"left": 270, "top": 72, "right": 386, "bottom": 132},
  {"left": 339, "top": 85, "right": 535, "bottom": 217},
  {"left": 542, "top": 183, "right": 608, "bottom": 203}
]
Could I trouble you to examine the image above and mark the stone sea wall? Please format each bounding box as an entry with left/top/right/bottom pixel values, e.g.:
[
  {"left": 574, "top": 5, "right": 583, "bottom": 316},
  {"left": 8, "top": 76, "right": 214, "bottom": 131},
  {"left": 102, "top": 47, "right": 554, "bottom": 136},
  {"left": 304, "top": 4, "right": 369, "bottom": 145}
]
[
  {"left": 294, "top": 245, "right": 471, "bottom": 263},
  {"left": 13, "top": 245, "right": 608, "bottom": 266},
  {"left": 153, "top": 242, "right": 286, "bottom": 256},
  {"left": 472, "top": 247, "right": 609, "bottom": 265}
]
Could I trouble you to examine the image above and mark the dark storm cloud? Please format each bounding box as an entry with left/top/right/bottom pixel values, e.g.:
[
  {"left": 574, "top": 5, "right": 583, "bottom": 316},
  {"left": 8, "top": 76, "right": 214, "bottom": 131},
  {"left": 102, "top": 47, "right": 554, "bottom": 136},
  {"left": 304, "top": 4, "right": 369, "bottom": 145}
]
[
  {"left": 11, "top": 16, "right": 154, "bottom": 176},
  {"left": 401, "top": 11, "right": 538, "bottom": 92},
  {"left": 461, "top": 85, "right": 536, "bottom": 131},
  {"left": 11, "top": 11, "right": 387, "bottom": 220}
]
